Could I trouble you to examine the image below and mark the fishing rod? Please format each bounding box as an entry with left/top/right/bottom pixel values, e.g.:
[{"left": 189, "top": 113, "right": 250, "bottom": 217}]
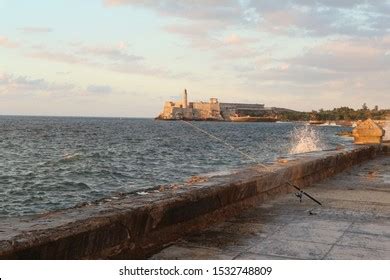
[
  {"left": 287, "top": 182, "right": 322, "bottom": 206},
  {"left": 181, "top": 120, "right": 322, "bottom": 206}
]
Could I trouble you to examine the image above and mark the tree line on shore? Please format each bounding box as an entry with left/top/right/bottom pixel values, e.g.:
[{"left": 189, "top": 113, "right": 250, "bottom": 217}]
[{"left": 278, "top": 104, "right": 390, "bottom": 121}]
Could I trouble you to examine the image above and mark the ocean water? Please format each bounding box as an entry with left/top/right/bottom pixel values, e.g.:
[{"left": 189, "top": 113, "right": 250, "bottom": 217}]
[{"left": 0, "top": 116, "right": 351, "bottom": 217}]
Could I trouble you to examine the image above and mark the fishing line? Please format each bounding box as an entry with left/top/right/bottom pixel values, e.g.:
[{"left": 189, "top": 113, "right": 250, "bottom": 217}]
[
  {"left": 181, "top": 120, "right": 260, "bottom": 164},
  {"left": 181, "top": 120, "right": 322, "bottom": 206}
]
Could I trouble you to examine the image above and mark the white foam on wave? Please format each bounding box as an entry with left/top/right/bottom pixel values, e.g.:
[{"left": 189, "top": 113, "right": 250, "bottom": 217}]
[
  {"left": 62, "top": 153, "right": 82, "bottom": 161},
  {"left": 289, "top": 125, "right": 323, "bottom": 154},
  {"left": 318, "top": 122, "right": 341, "bottom": 127}
]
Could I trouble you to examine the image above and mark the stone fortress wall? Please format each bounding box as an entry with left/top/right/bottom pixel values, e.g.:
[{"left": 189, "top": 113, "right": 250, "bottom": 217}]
[{"left": 157, "top": 89, "right": 272, "bottom": 121}]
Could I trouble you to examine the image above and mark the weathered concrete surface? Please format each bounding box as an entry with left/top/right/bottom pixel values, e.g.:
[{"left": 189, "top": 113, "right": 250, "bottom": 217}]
[
  {"left": 151, "top": 156, "right": 390, "bottom": 260},
  {"left": 0, "top": 145, "right": 388, "bottom": 259}
]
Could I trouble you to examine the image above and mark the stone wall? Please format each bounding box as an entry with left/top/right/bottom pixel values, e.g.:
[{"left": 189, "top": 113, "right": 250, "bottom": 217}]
[
  {"left": 192, "top": 102, "right": 222, "bottom": 120},
  {"left": 159, "top": 101, "right": 223, "bottom": 120},
  {"left": 0, "top": 145, "right": 388, "bottom": 259},
  {"left": 158, "top": 100, "right": 269, "bottom": 121}
]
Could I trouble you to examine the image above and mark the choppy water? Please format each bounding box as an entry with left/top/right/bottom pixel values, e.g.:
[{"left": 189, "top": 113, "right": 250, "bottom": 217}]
[{"left": 0, "top": 116, "right": 351, "bottom": 217}]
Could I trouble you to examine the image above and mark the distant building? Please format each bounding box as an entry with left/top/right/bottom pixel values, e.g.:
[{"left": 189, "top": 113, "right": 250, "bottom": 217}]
[{"left": 156, "top": 89, "right": 288, "bottom": 121}]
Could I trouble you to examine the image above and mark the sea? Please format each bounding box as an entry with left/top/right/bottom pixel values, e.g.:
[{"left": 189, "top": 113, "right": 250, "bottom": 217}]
[{"left": 0, "top": 116, "right": 352, "bottom": 217}]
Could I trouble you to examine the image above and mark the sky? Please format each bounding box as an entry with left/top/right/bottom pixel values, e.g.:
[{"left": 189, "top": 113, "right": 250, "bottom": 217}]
[{"left": 0, "top": 0, "right": 389, "bottom": 117}]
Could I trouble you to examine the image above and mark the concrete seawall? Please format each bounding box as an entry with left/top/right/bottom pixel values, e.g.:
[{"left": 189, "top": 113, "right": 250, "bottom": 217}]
[{"left": 0, "top": 145, "right": 388, "bottom": 259}]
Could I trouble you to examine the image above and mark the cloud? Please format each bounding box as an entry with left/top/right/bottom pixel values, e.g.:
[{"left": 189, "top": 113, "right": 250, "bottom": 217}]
[
  {"left": 103, "top": 0, "right": 390, "bottom": 38},
  {"left": 18, "top": 27, "right": 53, "bottom": 33},
  {"left": 228, "top": 35, "right": 390, "bottom": 110},
  {"left": 104, "top": 0, "right": 248, "bottom": 52},
  {"left": 278, "top": 0, "right": 367, "bottom": 9},
  {"left": 27, "top": 44, "right": 144, "bottom": 66},
  {"left": 106, "top": 0, "right": 389, "bottom": 39},
  {"left": 0, "top": 72, "right": 120, "bottom": 99},
  {"left": 25, "top": 43, "right": 191, "bottom": 80},
  {"left": 222, "top": 34, "right": 256, "bottom": 46},
  {"left": 164, "top": 22, "right": 213, "bottom": 38},
  {"left": 164, "top": 22, "right": 222, "bottom": 50},
  {"left": 27, "top": 51, "right": 86, "bottom": 65},
  {"left": 110, "top": 62, "right": 192, "bottom": 79},
  {"left": 238, "top": 64, "right": 339, "bottom": 86},
  {"left": 291, "top": 38, "right": 390, "bottom": 72},
  {"left": 104, "top": 0, "right": 243, "bottom": 22},
  {"left": 0, "top": 71, "right": 149, "bottom": 117},
  {"left": 3, "top": 1, "right": 388, "bottom": 114},
  {"left": 80, "top": 45, "right": 144, "bottom": 63},
  {"left": 249, "top": 0, "right": 390, "bottom": 36},
  {"left": 164, "top": 22, "right": 259, "bottom": 60},
  {"left": 103, "top": 0, "right": 390, "bottom": 69},
  {"left": 0, "top": 36, "right": 18, "bottom": 48},
  {"left": 233, "top": 36, "right": 390, "bottom": 88},
  {"left": 86, "top": 84, "right": 112, "bottom": 94},
  {"left": 56, "top": 71, "right": 71, "bottom": 75},
  {"left": 0, "top": 72, "right": 74, "bottom": 94}
]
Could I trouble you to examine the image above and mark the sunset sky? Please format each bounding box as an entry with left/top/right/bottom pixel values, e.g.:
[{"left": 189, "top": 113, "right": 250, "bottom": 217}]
[{"left": 1, "top": 0, "right": 389, "bottom": 117}]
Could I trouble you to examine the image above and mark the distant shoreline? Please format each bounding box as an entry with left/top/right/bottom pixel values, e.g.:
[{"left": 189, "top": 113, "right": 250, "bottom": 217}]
[{"left": 0, "top": 115, "right": 154, "bottom": 119}]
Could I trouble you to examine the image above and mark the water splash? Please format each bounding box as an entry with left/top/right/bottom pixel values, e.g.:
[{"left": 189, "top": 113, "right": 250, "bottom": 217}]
[
  {"left": 289, "top": 125, "right": 323, "bottom": 154},
  {"left": 382, "top": 122, "right": 390, "bottom": 141}
]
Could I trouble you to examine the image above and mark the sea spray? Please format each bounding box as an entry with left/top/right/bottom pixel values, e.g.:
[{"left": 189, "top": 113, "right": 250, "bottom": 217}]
[
  {"left": 382, "top": 122, "right": 390, "bottom": 141},
  {"left": 289, "top": 125, "right": 323, "bottom": 154}
]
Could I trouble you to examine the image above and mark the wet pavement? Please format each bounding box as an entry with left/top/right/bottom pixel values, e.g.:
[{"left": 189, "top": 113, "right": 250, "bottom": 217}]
[{"left": 150, "top": 156, "right": 390, "bottom": 260}]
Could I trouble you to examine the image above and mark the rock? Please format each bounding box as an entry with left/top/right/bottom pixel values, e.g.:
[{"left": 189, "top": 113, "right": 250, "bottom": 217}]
[{"left": 352, "top": 119, "right": 385, "bottom": 144}]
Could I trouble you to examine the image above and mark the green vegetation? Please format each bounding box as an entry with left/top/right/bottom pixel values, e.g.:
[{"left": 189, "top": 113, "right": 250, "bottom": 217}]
[
  {"left": 277, "top": 111, "right": 311, "bottom": 121},
  {"left": 278, "top": 104, "right": 390, "bottom": 121}
]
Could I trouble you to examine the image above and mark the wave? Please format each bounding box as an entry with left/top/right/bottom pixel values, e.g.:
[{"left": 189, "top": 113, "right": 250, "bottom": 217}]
[
  {"left": 61, "top": 181, "right": 91, "bottom": 190},
  {"left": 60, "top": 153, "right": 82, "bottom": 162}
]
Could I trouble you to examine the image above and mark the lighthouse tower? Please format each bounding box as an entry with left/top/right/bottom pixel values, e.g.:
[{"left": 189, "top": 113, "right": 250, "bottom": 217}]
[{"left": 183, "top": 89, "right": 188, "bottom": 108}]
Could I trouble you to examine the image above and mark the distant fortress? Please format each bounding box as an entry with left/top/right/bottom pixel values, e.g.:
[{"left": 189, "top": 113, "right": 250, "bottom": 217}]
[{"left": 156, "top": 89, "right": 294, "bottom": 122}]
